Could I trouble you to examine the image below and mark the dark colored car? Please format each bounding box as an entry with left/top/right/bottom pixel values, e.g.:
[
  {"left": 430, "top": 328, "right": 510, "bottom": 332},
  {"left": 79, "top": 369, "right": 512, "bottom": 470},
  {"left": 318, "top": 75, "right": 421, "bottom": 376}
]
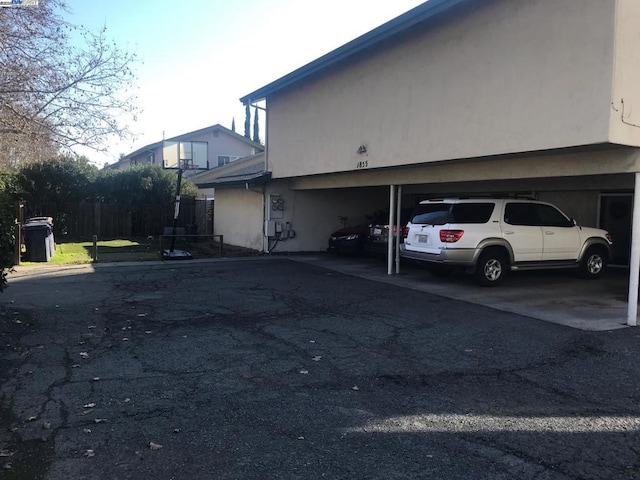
[
  {"left": 365, "top": 208, "right": 413, "bottom": 255},
  {"left": 327, "top": 225, "right": 368, "bottom": 255}
]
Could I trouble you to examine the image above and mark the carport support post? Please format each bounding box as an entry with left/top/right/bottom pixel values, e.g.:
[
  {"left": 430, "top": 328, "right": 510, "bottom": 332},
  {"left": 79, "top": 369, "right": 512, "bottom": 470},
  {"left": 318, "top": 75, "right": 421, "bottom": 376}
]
[
  {"left": 388, "top": 185, "right": 397, "bottom": 275},
  {"left": 395, "top": 185, "right": 402, "bottom": 274},
  {"left": 627, "top": 172, "right": 640, "bottom": 326}
]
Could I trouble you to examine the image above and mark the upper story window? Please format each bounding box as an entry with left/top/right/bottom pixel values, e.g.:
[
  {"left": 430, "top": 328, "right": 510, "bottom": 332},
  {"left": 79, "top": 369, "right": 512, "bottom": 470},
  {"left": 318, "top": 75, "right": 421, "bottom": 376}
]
[
  {"left": 163, "top": 141, "right": 209, "bottom": 169},
  {"left": 217, "top": 155, "right": 239, "bottom": 167}
]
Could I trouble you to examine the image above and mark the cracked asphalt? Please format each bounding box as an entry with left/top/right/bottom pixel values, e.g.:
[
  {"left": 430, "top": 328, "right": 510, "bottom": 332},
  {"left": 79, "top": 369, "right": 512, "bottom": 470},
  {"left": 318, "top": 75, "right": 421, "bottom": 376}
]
[{"left": 1, "top": 257, "right": 640, "bottom": 479}]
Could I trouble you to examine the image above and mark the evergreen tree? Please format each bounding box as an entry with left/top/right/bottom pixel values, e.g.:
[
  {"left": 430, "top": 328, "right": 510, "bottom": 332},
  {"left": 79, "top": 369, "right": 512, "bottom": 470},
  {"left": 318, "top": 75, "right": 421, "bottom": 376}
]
[
  {"left": 231, "top": 118, "right": 236, "bottom": 133},
  {"left": 252, "top": 107, "right": 260, "bottom": 144},
  {"left": 244, "top": 103, "right": 251, "bottom": 139}
]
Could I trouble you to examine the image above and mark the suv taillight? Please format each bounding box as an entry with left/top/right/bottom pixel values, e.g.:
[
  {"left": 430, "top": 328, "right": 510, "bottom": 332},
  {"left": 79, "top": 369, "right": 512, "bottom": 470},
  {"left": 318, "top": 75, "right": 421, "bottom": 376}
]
[
  {"left": 403, "top": 226, "right": 409, "bottom": 238},
  {"left": 440, "top": 230, "right": 464, "bottom": 243}
]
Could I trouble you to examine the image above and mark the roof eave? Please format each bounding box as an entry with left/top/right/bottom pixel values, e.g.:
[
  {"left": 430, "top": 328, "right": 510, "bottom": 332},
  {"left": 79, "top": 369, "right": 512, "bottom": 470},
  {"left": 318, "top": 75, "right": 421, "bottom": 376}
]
[{"left": 196, "top": 172, "right": 272, "bottom": 189}]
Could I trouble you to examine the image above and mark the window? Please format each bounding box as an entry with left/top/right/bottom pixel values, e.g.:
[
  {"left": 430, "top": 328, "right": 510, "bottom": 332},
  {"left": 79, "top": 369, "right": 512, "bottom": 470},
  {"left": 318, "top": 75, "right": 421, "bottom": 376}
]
[
  {"left": 504, "top": 203, "right": 533, "bottom": 225},
  {"left": 505, "top": 203, "right": 572, "bottom": 227},
  {"left": 450, "top": 203, "right": 494, "bottom": 223},
  {"left": 533, "top": 204, "right": 573, "bottom": 227},
  {"left": 411, "top": 204, "right": 451, "bottom": 225},
  {"left": 217, "top": 155, "right": 239, "bottom": 167}
]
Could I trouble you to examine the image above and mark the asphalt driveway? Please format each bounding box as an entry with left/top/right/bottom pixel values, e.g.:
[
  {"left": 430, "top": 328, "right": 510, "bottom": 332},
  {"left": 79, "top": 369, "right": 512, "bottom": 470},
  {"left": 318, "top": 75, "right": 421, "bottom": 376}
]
[{"left": 1, "top": 257, "right": 640, "bottom": 479}]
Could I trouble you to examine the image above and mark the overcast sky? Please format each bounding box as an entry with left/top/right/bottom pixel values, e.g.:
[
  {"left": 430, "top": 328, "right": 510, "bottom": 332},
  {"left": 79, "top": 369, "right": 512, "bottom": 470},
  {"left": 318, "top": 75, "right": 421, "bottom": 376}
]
[{"left": 62, "top": 0, "right": 426, "bottom": 165}]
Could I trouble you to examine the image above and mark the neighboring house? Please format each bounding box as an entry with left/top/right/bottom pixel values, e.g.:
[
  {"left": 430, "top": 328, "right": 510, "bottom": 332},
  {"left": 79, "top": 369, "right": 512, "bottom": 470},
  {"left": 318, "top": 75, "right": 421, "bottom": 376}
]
[
  {"left": 220, "top": 0, "right": 640, "bottom": 324},
  {"left": 106, "top": 124, "right": 264, "bottom": 177}
]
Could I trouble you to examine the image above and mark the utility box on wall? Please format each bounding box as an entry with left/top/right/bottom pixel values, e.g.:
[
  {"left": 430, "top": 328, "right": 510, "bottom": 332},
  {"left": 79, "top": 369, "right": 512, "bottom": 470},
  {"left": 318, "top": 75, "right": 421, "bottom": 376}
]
[
  {"left": 265, "top": 220, "right": 276, "bottom": 237},
  {"left": 265, "top": 220, "right": 284, "bottom": 236},
  {"left": 268, "top": 194, "right": 284, "bottom": 220}
]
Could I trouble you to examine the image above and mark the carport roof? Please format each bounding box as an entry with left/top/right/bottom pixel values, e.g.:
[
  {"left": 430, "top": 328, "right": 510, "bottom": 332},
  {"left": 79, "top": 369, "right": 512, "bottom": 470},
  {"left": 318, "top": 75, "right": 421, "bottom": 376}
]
[
  {"left": 239, "top": 0, "right": 470, "bottom": 105},
  {"left": 195, "top": 160, "right": 271, "bottom": 189}
]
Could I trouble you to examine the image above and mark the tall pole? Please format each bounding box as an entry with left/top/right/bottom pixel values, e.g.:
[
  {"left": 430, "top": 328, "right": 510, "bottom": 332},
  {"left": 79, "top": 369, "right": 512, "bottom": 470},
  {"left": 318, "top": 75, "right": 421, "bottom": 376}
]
[
  {"left": 169, "top": 165, "right": 183, "bottom": 253},
  {"left": 387, "top": 185, "right": 396, "bottom": 275},
  {"left": 627, "top": 172, "right": 640, "bottom": 326},
  {"left": 395, "top": 185, "right": 402, "bottom": 274},
  {"left": 13, "top": 201, "right": 23, "bottom": 266}
]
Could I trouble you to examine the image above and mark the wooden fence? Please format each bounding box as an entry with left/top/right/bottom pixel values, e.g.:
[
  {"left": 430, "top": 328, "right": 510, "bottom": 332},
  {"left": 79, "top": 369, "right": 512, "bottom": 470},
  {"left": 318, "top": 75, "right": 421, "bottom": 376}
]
[{"left": 24, "top": 198, "right": 213, "bottom": 239}]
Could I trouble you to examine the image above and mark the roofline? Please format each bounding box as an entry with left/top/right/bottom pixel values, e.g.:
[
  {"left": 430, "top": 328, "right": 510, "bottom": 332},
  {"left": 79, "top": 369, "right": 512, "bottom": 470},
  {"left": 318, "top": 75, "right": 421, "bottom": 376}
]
[
  {"left": 196, "top": 172, "right": 272, "bottom": 189},
  {"left": 121, "top": 141, "right": 163, "bottom": 160},
  {"left": 166, "top": 123, "right": 264, "bottom": 150},
  {"left": 122, "top": 124, "right": 264, "bottom": 160},
  {"left": 239, "top": 0, "right": 469, "bottom": 104}
]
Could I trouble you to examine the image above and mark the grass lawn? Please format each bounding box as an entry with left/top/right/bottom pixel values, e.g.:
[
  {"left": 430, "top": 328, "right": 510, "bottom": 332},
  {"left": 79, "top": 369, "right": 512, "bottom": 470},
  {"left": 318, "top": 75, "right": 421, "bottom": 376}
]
[
  {"left": 21, "top": 238, "right": 159, "bottom": 265},
  {"left": 19, "top": 237, "right": 255, "bottom": 266}
]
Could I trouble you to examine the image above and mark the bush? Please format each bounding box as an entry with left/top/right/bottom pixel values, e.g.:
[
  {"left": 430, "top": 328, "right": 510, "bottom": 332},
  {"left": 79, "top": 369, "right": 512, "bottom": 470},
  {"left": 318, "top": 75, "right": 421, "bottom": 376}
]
[{"left": 0, "top": 171, "right": 19, "bottom": 291}]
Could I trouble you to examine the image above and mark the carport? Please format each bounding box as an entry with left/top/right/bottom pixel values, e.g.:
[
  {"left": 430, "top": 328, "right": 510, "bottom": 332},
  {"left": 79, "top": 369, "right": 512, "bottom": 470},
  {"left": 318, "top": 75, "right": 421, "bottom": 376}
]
[{"left": 283, "top": 148, "right": 640, "bottom": 327}]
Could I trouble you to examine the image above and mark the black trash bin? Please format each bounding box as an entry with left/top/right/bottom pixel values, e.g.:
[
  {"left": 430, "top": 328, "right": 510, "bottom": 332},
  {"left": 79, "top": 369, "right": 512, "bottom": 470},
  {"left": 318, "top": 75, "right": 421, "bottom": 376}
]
[{"left": 24, "top": 218, "right": 54, "bottom": 262}]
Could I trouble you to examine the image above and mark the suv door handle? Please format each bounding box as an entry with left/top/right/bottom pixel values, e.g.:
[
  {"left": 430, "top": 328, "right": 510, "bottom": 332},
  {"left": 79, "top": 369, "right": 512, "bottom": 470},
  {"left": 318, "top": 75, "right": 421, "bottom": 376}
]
[
  {"left": 503, "top": 231, "right": 514, "bottom": 235},
  {"left": 544, "top": 231, "right": 554, "bottom": 235}
]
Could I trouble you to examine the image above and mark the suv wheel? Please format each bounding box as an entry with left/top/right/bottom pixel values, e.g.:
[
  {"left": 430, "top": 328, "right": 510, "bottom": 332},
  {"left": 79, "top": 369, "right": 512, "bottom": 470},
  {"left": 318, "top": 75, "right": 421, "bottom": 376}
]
[
  {"left": 475, "top": 250, "right": 508, "bottom": 286},
  {"left": 579, "top": 247, "right": 606, "bottom": 279}
]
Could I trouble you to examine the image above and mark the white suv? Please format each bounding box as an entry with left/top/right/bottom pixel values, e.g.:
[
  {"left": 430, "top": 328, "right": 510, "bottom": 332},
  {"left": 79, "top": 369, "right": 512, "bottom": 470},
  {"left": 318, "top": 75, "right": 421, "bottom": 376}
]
[{"left": 399, "top": 198, "right": 613, "bottom": 286}]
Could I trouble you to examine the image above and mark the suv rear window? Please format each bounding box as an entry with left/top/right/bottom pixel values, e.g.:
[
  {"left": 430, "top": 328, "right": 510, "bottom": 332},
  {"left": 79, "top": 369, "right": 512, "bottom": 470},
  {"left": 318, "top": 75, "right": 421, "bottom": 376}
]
[
  {"left": 410, "top": 204, "right": 450, "bottom": 225},
  {"left": 410, "top": 202, "right": 494, "bottom": 225}
]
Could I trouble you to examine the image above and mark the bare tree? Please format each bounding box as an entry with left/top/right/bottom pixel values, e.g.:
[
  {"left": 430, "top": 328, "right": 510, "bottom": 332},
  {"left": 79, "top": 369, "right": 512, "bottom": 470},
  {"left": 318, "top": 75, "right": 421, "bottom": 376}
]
[{"left": 0, "top": 0, "right": 140, "bottom": 167}]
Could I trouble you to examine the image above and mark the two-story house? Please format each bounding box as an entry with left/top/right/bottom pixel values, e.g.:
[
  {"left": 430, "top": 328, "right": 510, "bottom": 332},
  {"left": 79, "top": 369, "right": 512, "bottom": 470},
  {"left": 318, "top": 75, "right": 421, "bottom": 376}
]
[
  {"left": 210, "top": 0, "right": 640, "bottom": 324},
  {"left": 107, "top": 124, "right": 264, "bottom": 176}
]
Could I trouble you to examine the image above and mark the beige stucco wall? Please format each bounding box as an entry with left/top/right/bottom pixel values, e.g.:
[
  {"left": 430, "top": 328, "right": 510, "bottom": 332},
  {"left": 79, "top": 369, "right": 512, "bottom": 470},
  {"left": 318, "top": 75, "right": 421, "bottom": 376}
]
[
  {"left": 289, "top": 147, "right": 640, "bottom": 190},
  {"left": 214, "top": 188, "right": 264, "bottom": 251},
  {"left": 609, "top": 0, "right": 640, "bottom": 146},
  {"left": 267, "top": 0, "right": 616, "bottom": 179}
]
